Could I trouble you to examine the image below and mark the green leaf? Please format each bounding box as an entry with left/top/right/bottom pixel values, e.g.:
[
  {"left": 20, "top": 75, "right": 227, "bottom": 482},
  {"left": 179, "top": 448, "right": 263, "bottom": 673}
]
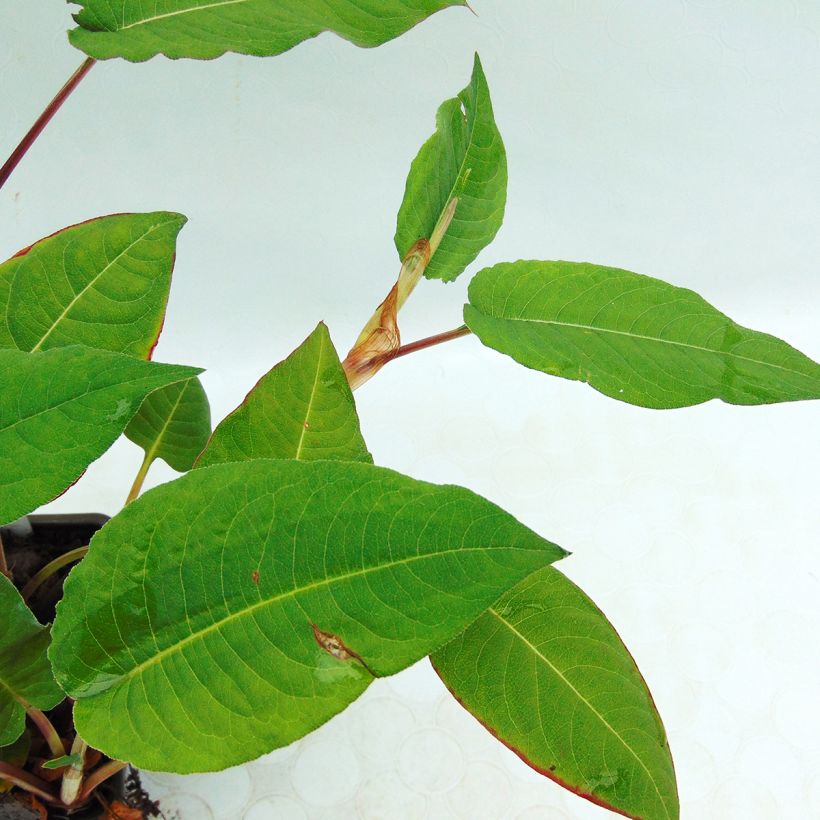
[
  {"left": 0, "top": 575, "right": 64, "bottom": 747},
  {"left": 0, "top": 346, "right": 201, "bottom": 525},
  {"left": 0, "top": 733, "right": 30, "bottom": 766},
  {"left": 69, "top": 1, "right": 466, "bottom": 62},
  {"left": 0, "top": 266, "right": 13, "bottom": 349},
  {"left": 50, "top": 459, "right": 566, "bottom": 772},
  {"left": 41, "top": 753, "right": 83, "bottom": 771},
  {"left": 196, "top": 323, "right": 370, "bottom": 468},
  {"left": 395, "top": 53, "right": 507, "bottom": 283},
  {"left": 465, "top": 260, "right": 820, "bottom": 409},
  {"left": 126, "top": 377, "right": 211, "bottom": 472},
  {"left": 0, "top": 213, "right": 186, "bottom": 357},
  {"left": 433, "top": 567, "right": 679, "bottom": 820}
]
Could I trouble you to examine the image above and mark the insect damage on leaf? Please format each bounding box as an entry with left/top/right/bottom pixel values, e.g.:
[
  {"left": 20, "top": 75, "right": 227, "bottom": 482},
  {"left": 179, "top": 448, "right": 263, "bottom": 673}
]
[{"left": 312, "top": 625, "right": 374, "bottom": 675}]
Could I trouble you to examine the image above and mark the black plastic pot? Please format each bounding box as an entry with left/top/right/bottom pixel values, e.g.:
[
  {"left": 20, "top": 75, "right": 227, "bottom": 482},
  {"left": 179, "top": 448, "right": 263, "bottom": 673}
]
[{"left": 0, "top": 515, "right": 157, "bottom": 819}]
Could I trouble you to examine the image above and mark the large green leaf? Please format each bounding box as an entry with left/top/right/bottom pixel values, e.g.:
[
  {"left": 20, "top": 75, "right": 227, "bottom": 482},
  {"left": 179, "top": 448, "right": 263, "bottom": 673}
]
[
  {"left": 0, "top": 213, "right": 185, "bottom": 357},
  {"left": 69, "top": 1, "right": 466, "bottom": 62},
  {"left": 433, "top": 567, "right": 679, "bottom": 820},
  {"left": 50, "top": 459, "right": 565, "bottom": 772},
  {"left": 0, "top": 575, "right": 64, "bottom": 746},
  {"left": 0, "top": 266, "right": 12, "bottom": 349},
  {"left": 126, "top": 377, "right": 211, "bottom": 472},
  {"left": 465, "top": 260, "right": 820, "bottom": 409},
  {"left": 197, "top": 323, "right": 370, "bottom": 468},
  {"left": 395, "top": 53, "right": 507, "bottom": 282},
  {"left": 0, "top": 347, "right": 201, "bottom": 525}
]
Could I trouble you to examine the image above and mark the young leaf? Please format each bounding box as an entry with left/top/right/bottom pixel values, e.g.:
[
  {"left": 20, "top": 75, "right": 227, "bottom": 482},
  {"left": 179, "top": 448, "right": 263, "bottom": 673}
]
[
  {"left": 465, "top": 260, "right": 820, "bottom": 409},
  {"left": 125, "top": 377, "right": 211, "bottom": 473},
  {"left": 68, "top": 1, "right": 466, "bottom": 62},
  {"left": 0, "top": 213, "right": 186, "bottom": 357},
  {"left": 50, "top": 459, "right": 566, "bottom": 772},
  {"left": 433, "top": 567, "right": 679, "bottom": 820},
  {"left": 395, "top": 54, "right": 507, "bottom": 283},
  {"left": 0, "top": 575, "right": 64, "bottom": 747},
  {"left": 0, "top": 347, "right": 201, "bottom": 526},
  {"left": 196, "top": 323, "right": 370, "bottom": 467},
  {"left": 41, "top": 753, "right": 84, "bottom": 771}
]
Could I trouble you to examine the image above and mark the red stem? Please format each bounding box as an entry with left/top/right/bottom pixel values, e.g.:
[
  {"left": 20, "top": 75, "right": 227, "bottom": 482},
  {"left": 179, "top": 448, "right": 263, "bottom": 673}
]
[
  {"left": 79, "top": 760, "right": 127, "bottom": 801},
  {"left": 23, "top": 703, "right": 66, "bottom": 758},
  {"left": 389, "top": 324, "right": 472, "bottom": 361},
  {"left": 0, "top": 57, "right": 96, "bottom": 192},
  {"left": 0, "top": 761, "right": 59, "bottom": 804}
]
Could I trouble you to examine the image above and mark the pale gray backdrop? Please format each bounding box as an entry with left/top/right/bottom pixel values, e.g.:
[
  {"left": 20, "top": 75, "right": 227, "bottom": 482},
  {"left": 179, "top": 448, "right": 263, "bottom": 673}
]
[{"left": 2, "top": 1, "right": 819, "bottom": 818}]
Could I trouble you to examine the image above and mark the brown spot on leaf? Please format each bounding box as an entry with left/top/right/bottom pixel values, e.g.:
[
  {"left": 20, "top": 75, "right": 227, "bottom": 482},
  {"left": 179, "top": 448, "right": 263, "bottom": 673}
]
[
  {"left": 251, "top": 570, "right": 260, "bottom": 585},
  {"left": 312, "top": 625, "right": 374, "bottom": 675}
]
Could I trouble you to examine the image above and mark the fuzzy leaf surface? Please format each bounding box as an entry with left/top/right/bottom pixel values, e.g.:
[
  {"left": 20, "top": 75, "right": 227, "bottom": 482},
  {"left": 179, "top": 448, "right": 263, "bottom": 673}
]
[
  {"left": 465, "top": 260, "right": 820, "bottom": 408},
  {"left": 0, "top": 575, "right": 64, "bottom": 746},
  {"left": 0, "top": 213, "right": 185, "bottom": 357},
  {"left": 197, "top": 323, "right": 370, "bottom": 467},
  {"left": 0, "top": 347, "right": 200, "bottom": 525},
  {"left": 69, "top": 1, "right": 465, "bottom": 62},
  {"left": 433, "top": 567, "right": 679, "bottom": 820},
  {"left": 395, "top": 54, "right": 507, "bottom": 282},
  {"left": 126, "top": 377, "right": 211, "bottom": 472},
  {"left": 50, "top": 459, "right": 565, "bottom": 772}
]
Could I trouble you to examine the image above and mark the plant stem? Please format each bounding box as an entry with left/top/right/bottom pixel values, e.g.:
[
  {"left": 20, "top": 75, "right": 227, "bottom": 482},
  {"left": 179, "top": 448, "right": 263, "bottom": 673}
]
[
  {"left": 60, "top": 736, "right": 87, "bottom": 806},
  {"left": 125, "top": 454, "right": 153, "bottom": 505},
  {"left": 79, "top": 760, "right": 127, "bottom": 802},
  {"left": 388, "top": 324, "right": 472, "bottom": 361},
  {"left": 21, "top": 546, "right": 88, "bottom": 601},
  {"left": 0, "top": 761, "right": 59, "bottom": 804},
  {"left": 348, "top": 325, "right": 472, "bottom": 391},
  {"left": 21, "top": 701, "right": 66, "bottom": 759},
  {"left": 343, "top": 198, "right": 460, "bottom": 390},
  {"left": 0, "top": 57, "right": 95, "bottom": 192}
]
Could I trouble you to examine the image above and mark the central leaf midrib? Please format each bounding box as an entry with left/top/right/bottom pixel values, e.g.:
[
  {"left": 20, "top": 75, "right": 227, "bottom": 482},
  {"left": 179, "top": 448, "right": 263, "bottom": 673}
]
[
  {"left": 293, "top": 335, "right": 325, "bottom": 460},
  {"left": 431, "top": 81, "right": 482, "bottom": 249},
  {"left": 102, "top": 545, "right": 541, "bottom": 691},
  {"left": 28, "top": 219, "right": 175, "bottom": 353},
  {"left": 118, "top": 0, "right": 249, "bottom": 31},
  {"left": 487, "top": 607, "right": 672, "bottom": 819},
  {"left": 486, "top": 311, "right": 812, "bottom": 381},
  {"left": 141, "top": 382, "right": 189, "bottom": 466}
]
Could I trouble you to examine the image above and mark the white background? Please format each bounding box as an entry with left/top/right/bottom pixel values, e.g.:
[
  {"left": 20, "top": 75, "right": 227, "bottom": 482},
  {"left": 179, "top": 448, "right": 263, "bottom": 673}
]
[{"left": 2, "top": 2, "right": 819, "bottom": 818}]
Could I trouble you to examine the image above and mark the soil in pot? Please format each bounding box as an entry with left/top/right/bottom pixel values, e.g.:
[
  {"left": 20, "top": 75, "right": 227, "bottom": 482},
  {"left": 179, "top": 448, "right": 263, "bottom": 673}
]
[{"left": 0, "top": 515, "right": 161, "bottom": 819}]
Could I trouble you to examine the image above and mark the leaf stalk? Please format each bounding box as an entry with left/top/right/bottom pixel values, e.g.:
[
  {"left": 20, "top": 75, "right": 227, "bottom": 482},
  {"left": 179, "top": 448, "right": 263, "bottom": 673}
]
[
  {"left": 21, "top": 546, "right": 88, "bottom": 602},
  {"left": 0, "top": 761, "right": 59, "bottom": 804},
  {"left": 21, "top": 701, "right": 66, "bottom": 759},
  {"left": 125, "top": 453, "right": 153, "bottom": 505},
  {"left": 388, "top": 324, "right": 472, "bottom": 362},
  {"left": 79, "top": 760, "right": 127, "bottom": 802},
  {"left": 0, "top": 57, "right": 95, "bottom": 192}
]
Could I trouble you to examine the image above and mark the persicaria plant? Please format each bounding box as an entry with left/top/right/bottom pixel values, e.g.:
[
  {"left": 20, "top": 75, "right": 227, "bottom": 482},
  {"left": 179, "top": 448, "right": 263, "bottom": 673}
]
[{"left": 1, "top": 3, "right": 818, "bottom": 819}]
